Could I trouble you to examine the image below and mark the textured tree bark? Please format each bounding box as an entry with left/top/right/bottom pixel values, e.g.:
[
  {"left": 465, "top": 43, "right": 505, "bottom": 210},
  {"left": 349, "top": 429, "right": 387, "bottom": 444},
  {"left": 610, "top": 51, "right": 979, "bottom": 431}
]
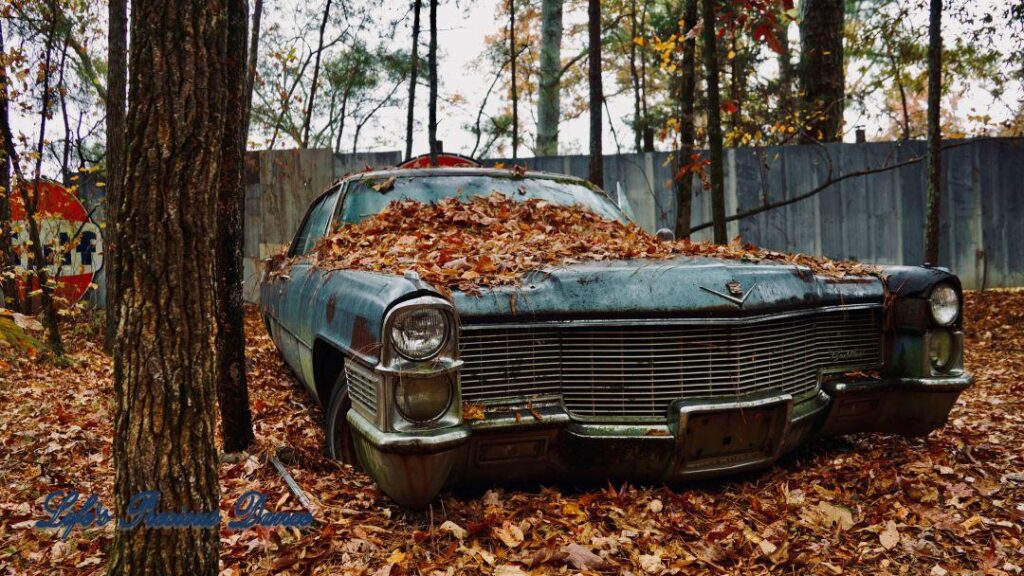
[
  {"left": 702, "top": 0, "right": 727, "bottom": 244},
  {"left": 924, "top": 0, "right": 942, "bottom": 264},
  {"left": 798, "top": 0, "right": 844, "bottom": 142},
  {"left": 108, "top": 1, "right": 227, "bottom": 573},
  {"left": 104, "top": 0, "right": 127, "bottom": 352},
  {"left": 217, "top": 0, "right": 255, "bottom": 454},
  {"left": 428, "top": 0, "right": 438, "bottom": 165},
  {"left": 673, "top": 0, "right": 698, "bottom": 239},
  {"left": 405, "top": 0, "right": 422, "bottom": 160},
  {"left": 509, "top": 0, "right": 519, "bottom": 159},
  {"left": 536, "top": 0, "right": 562, "bottom": 156},
  {"left": 587, "top": 0, "right": 603, "bottom": 187}
]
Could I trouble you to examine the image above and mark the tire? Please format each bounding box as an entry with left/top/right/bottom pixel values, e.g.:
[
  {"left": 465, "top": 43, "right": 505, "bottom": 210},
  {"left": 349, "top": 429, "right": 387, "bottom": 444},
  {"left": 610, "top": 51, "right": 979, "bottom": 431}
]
[{"left": 324, "top": 372, "right": 359, "bottom": 468}]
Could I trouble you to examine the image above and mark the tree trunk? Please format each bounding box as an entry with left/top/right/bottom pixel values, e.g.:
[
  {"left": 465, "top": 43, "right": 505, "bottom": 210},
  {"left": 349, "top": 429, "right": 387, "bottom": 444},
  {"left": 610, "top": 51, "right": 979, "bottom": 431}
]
[
  {"left": 0, "top": 22, "right": 20, "bottom": 312},
  {"left": 639, "top": 1, "right": 653, "bottom": 152},
  {"left": 629, "top": 0, "right": 642, "bottom": 153},
  {"left": 924, "top": 0, "right": 942, "bottom": 264},
  {"left": 216, "top": 0, "right": 256, "bottom": 454},
  {"left": 302, "top": 0, "right": 333, "bottom": 148},
  {"left": 536, "top": 0, "right": 562, "bottom": 156},
  {"left": 777, "top": 10, "right": 794, "bottom": 118},
  {"left": 105, "top": 0, "right": 127, "bottom": 352},
  {"left": 509, "top": 0, "right": 519, "bottom": 159},
  {"left": 428, "top": 0, "right": 438, "bottom": 164},
  {"left": 242, "top": 0, "right": 263, "bottom": 141},
  {"left": 108, "top": 1, "right": 227, "bottom": 573},
  {"left": 702, "top": 0, "right": 727, "bottom": 244},
  {"left": 587, "top": 0, "right": 603, "bottom": 187},
  {"left": 798, "top": 0, "right": 844, "bottom": 142},
  {"left": 405, "top": 0, "right": 421, "bottom": 160},
  {"left": 673, "top": 0, "right": 698, "bottom": 239},
  {"left": 23, "top": 11, "right": 63, "bottom": 355}
]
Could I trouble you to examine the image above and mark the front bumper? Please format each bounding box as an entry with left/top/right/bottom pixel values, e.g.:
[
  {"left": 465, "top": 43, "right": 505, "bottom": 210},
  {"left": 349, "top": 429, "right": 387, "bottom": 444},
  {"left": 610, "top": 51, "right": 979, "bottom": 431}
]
[{"left": 349, "top": 373, "right": 973, "bottom": 507}]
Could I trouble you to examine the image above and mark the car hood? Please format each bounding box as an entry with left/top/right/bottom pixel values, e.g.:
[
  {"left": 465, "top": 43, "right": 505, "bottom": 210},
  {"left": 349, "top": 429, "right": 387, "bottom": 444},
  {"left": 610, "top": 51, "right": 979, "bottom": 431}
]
[{"left": 448, "top": 256, "right": 884, "bottom": 323}]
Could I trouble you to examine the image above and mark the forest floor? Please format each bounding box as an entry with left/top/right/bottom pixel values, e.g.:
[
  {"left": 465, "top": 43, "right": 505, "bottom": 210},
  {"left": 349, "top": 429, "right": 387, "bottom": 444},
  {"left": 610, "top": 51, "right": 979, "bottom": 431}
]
[{"left": 1, "top": 291, "right": 1022, "bottom": 575}]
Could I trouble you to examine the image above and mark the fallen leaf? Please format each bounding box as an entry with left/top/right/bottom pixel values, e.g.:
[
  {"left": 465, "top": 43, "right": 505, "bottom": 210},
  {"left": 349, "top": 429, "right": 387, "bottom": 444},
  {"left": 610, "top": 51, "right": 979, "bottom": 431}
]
[{"left": 879, "top": 520, "right": 900, "bottom": 550}]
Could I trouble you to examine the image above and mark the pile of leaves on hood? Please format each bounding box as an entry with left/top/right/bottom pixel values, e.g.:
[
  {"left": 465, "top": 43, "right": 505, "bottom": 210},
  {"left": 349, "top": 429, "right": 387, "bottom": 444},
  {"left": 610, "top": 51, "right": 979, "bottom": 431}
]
[
  {"left": 3, "top": 293, "right": 1022, "bottom": 575},
  {"left": 298, "top": 193, "right": 877, "bottom": 294}
]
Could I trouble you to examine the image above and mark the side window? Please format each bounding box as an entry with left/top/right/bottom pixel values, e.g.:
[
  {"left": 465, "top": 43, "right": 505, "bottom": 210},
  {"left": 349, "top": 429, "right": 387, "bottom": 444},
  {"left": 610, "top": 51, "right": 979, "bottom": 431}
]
[{"left": 291, "top": 190, "right": 338, "bottom": 256}]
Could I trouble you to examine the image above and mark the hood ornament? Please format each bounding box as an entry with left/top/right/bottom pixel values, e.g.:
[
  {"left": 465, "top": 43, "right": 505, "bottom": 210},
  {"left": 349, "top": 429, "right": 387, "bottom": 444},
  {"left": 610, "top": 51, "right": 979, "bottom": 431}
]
[{"left": 701, "top": 280, "right": 757, "bottom": 307}]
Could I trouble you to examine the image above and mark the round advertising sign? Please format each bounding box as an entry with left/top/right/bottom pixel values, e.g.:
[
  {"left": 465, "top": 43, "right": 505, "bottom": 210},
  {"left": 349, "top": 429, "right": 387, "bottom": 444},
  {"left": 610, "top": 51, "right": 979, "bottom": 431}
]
[{"left": 10, "top": 181, "right": 104, "bottom": 305}]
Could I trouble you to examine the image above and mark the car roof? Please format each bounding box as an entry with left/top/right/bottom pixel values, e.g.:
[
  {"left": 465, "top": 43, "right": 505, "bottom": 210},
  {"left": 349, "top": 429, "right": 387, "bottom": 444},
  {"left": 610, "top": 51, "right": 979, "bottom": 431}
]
[{"left": 339, "top": 166, "right": 597, "bottom": 188}]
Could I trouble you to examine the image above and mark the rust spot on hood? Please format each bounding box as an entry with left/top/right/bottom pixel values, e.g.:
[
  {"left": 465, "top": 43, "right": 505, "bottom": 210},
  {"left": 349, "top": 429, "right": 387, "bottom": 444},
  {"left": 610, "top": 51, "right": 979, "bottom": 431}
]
[
  {"left": 351, "top": 315, "right": 377, "bottom": 357},
  {"left": 326, "top": 294, "right": 337, "bottom": 323}
]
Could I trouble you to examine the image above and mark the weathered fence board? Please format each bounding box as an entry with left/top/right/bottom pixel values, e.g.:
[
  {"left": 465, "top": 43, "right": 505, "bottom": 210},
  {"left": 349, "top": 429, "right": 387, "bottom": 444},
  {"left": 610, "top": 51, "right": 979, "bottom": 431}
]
[{"left": 494, "top": 138, "right": 1023, "bottom": 291}]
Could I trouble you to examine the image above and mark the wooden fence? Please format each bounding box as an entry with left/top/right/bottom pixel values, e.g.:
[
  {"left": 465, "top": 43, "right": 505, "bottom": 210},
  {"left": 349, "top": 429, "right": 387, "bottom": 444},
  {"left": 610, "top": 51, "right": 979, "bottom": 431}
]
[{"left": 81, "top": 137, "right": 1024, "bottom": 306}]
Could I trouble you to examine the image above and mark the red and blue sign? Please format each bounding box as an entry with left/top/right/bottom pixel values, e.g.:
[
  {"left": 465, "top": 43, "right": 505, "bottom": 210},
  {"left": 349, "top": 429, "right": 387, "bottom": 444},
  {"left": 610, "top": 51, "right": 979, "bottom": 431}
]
[{"left": 10, "top": 181, "right": 104, "bottom": 305}]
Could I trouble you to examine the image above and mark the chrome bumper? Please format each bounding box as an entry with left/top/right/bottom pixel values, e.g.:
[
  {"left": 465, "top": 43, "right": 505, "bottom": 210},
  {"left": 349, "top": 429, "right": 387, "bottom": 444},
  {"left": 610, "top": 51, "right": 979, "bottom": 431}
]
[{"left": 350, "top": 373, "right": 973, "bottom": 508}]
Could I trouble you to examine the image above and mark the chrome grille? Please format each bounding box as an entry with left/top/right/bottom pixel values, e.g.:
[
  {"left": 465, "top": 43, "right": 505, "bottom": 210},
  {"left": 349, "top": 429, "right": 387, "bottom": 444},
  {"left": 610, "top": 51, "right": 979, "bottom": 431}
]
[
  {"left": 345, "top": 362, "right": 379, "bottom": 417},
  {"left": 459, "top": 307, "right": 882, "bottom": 419}
]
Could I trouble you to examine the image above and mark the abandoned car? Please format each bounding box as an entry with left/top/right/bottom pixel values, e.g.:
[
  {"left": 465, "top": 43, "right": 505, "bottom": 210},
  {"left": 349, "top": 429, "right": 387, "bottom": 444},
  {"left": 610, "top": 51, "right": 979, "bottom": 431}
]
[{"left": 260, "top": 157, "right": 972, "bottom": 507}]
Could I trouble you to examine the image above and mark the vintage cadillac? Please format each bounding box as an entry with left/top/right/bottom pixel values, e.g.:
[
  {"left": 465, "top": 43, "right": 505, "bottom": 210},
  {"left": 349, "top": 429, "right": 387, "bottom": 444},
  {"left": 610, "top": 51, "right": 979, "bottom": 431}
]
[{"left": 260, "top": 157, "right": 972, "bottom": 507}]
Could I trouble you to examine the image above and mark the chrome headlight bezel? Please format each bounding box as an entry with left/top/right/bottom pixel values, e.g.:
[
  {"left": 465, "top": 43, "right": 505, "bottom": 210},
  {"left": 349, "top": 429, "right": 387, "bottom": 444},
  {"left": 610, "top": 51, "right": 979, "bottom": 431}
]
[
  {"left": 929, "top": 283, "right": 960, "bottom": 326},
  {"left": 379, "top": 296, "right": 462, "bottom": 432},
  {"left": 393, "top": 372, "right": 455, "bottom": 424},
  {"left": 389, "top": 306, "right": 450, "bottom": 361},
  {"left": 928, "top": 329, "right": 954, "bottom": 372}
]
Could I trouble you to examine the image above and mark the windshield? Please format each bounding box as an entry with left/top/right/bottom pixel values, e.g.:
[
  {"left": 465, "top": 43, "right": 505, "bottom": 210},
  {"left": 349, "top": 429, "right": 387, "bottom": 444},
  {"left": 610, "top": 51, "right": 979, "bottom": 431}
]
[{"left": 335, "top": 174, "right": 625, "bottom": 225}]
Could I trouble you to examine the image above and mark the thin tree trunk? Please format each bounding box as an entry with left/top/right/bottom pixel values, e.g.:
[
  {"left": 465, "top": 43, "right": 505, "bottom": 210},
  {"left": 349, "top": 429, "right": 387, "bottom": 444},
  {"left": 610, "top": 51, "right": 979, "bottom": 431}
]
[
  {"left": 629, "top": 0, "right": 642, "bottom": 153},
  {"left": 798, "top": 0, "right": 844, "bottom": 142},
  {"left": 673, "top": 0, "right": 698, "bottom": 239},
  {"left": 702, "top": 0, "right": 727, "bottom": 244},
  {"left": 639, "top": 1, "right": 653, "bottom": 152},
  {"left": 509, "top": 0, "right": 519, "bottom": 159},
  {"left": 924, "top": 0, "right": 942, "bottom": 264},
  {"left": 23, "top": 10, "right": 63, "bottom": 354},
  {"left": 587, "top": 0, "right": 603, "bottom": 187},
  {"left": 888, "top": 50, "right": 911, "bottom": 140},
  {"left": 405, "top": 0, "right": 421, "bottom": 160},
  {"left": 242, "top": 0, "right": 263, "bottom": 141},
  {"left": 57, "top": 39, "right": 71, "bottom": 181},
  {"left": 777, "top": 10, "right": 794, "bottom": 117},
  {"left": 0, "top": 22, "right": 20, "bottom": 312},
  {"left": 302, "top": 0, "right": 333, "bottom": 148},
  {"left": 108, "top": 0, "right": 227, "bottom": 572},
  {"left": 536, "top": 0, "right": 562, "bottom": 156},
  {"left": 216, "top": 0, "right": 256, "bottom": 454},
  {"left": 428, "top": 0, "right": 438, "bottom": 164},
  {"left": 105, "top": 0, "right": 127, "bottom": 353}
]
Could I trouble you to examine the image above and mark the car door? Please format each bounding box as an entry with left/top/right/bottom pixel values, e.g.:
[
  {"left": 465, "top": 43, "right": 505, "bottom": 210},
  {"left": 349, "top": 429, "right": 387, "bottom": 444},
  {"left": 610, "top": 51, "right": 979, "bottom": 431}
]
[{"left": 275, "top": 187, "right": 341, "bottom": 388}]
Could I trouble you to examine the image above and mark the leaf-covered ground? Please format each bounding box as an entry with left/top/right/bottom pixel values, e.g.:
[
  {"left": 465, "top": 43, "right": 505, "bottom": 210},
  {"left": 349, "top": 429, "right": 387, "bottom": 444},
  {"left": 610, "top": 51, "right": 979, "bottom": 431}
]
[{"left": 1, "top": 291, "right": 1022, "bottom": 575}]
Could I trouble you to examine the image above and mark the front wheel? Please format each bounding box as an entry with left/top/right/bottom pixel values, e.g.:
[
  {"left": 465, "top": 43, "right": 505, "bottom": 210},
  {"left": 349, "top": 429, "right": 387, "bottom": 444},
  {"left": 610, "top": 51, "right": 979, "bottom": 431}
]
[{"left": 325, "top": 372, "right": 359, "bottom": 468}]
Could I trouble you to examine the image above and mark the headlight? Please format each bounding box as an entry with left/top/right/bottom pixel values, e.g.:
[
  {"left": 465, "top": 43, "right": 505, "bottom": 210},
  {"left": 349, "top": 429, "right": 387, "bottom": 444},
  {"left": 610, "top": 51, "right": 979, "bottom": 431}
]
[
  {"left": 928, "top": 330, "right": 954, "bottom": 372},
  {"left": 394, "top": 375, "right": 452, "bottom": 423},
  {"left": 389, "top": 308, "right": 449, "bottom": 360},
  {"left": 929, "top": 283, "right": 959, "bottom": 326}
]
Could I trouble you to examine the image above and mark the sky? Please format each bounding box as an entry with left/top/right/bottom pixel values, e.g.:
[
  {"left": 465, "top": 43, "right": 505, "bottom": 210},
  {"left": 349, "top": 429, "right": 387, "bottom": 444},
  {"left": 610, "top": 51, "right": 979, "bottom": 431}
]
[
  {"left": 8, "top": 0, "right": 1023, "bottom": 170},
  {"left": 350, "top": 0, "right": 1022, "bottom": 159}
]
